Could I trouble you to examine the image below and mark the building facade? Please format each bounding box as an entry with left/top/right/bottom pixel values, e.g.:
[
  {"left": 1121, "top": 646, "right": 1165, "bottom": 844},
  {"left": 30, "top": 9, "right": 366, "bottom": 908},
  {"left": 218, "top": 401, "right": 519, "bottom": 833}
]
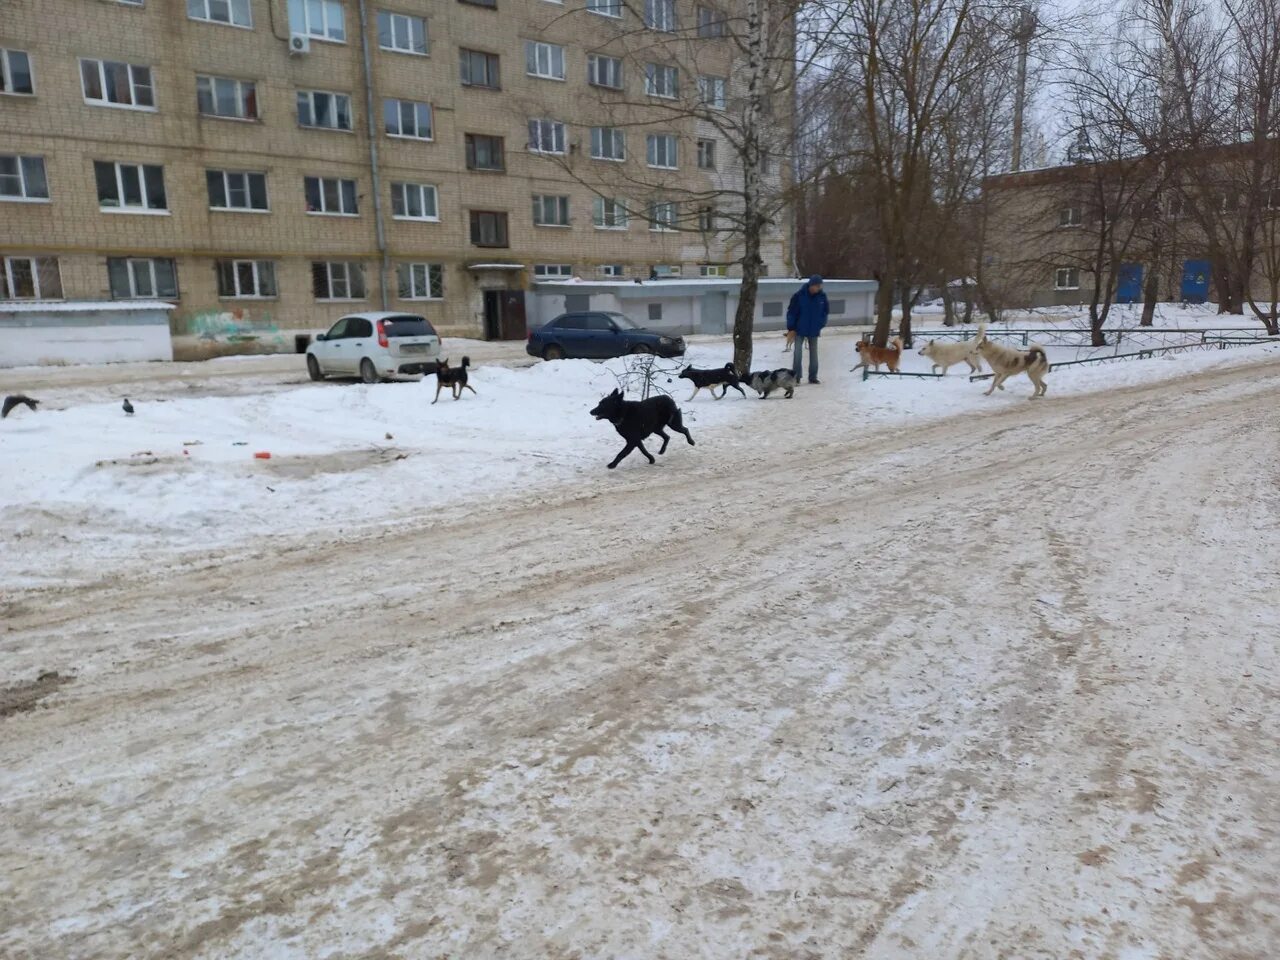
[{"left": 0, "top": 0, "right": 792, "bottom": 343}]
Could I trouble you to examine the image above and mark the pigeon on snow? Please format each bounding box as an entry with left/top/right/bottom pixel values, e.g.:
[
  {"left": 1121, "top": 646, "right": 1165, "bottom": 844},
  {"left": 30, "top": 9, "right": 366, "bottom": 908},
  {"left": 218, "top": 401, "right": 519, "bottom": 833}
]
[{"left": 122, "top": 398, "right": 135, "bottom": 416}]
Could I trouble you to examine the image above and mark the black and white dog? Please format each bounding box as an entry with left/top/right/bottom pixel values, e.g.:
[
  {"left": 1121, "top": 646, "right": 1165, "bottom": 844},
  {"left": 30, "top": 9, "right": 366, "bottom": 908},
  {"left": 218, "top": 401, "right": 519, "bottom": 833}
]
[
  {"left": 742, "top": 369, "right": 797, "bottom": 399},
  {"left": 678, "top": 363, "right": 747, "bottom": 401},
  {"left": 590, "top": 388, "right": 695, "bottom": 469}
]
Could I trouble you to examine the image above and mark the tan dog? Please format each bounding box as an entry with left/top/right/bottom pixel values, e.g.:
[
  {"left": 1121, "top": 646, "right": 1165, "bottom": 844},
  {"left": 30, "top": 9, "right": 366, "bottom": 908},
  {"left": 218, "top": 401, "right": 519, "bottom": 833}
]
[
  {"left": 975, "top": 338, "right": 1050, "bottom": 398},
  {"left": 851, "top": 336, "right": 903, "bottom": 373},
  {"left": 918, "top": 324, "right": 986, "bottom": 375}
]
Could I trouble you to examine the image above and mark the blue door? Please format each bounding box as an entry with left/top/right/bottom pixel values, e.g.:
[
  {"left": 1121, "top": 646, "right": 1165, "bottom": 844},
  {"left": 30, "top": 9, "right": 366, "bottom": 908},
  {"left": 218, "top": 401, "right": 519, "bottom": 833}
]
[
  {"left": 1116, "top": 263, "right": 1143, "bottom": 304},
  {"left": 1181, "top": 259, "right": 1211, "bottom": 303}
]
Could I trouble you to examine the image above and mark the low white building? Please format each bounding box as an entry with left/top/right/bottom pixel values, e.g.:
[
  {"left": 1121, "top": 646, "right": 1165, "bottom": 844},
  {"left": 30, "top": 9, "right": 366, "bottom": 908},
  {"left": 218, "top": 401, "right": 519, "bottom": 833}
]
[
  {"left": 529, "top": 278, "right": 877, "bottom": 337},
  {"left": 0, "top": 301, "right": 175, "bottom": 368}
]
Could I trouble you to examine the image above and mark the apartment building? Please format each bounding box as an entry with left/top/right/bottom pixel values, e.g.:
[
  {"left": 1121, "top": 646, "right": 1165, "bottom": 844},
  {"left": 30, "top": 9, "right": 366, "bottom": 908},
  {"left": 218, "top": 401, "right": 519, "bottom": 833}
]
[{"left": 0, "top": 0, "right": 792, "bottom": 340}]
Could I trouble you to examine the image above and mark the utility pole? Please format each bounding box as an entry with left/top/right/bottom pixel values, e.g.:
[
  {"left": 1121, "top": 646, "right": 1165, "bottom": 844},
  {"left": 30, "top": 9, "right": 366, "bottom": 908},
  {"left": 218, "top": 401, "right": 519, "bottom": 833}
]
[{"left": 1011, "top": 4, "right": 1037, "bottom": 172}]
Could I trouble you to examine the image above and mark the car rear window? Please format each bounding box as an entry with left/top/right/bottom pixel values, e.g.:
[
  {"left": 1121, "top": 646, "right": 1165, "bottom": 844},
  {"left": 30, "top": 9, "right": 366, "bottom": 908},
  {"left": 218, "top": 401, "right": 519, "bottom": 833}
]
[{"left": 383, "top": 315, "right": 436, "bottom": 338}]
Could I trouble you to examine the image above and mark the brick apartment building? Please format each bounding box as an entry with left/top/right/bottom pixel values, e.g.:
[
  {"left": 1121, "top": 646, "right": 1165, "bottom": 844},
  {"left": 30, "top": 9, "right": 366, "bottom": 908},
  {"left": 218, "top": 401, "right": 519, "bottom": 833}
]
[{"left": 0, "top": 0, "right": 792, "bottom": 340}]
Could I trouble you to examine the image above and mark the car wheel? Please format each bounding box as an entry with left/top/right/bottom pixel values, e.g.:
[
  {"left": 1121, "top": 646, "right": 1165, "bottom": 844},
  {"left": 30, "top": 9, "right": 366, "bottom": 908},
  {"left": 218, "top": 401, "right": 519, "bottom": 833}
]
[
  {"left": 359, "top": 358, "right": 379, "bottom": 384},
  {"left": 630, "top": 343, "right": 654, "bottom": 355},
  {"left": 543, "top": 344, "right": 565, "bottom": 360},
  {"left": 306, "top": 354, "right": 324, "bottom": 381}
]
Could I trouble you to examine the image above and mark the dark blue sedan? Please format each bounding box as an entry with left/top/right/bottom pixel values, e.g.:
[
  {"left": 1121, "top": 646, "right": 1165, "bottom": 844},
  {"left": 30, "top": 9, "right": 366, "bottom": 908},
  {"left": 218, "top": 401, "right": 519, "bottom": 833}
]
[{"left": 526, "top": 311, "right": 686, "bottom": 360}]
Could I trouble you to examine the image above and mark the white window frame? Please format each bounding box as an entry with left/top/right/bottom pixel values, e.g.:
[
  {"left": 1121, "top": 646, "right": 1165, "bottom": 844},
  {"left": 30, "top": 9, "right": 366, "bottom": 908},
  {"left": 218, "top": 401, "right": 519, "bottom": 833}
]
[
  {"left": 525, "top": 41, "right": 566, "bottom": 80},
  {"left": 1, "top": 256, "right": 62, "bottom": 300},
  {"left": 699, "top": 264, "right": 727, "bottom": 277},
  {"left": 599, "top": 264, "right": 624, "bottom": 277},
  {"left": 377, "top": 10, "right": 428, "bottom": 55},
  {"left": 697, "top": 5, "right": 726, "bottom": 37},
  {"left": 460, "top": 49, "right": 501, "bottom": 89},
  {"left": 218, "top": 259, "right": 278, "bottom": 298},
  {"left": 698, "top": 206, "right": 716, "bottom": 231},
  {"left": 648, "top": 201, "right": 677, "bottom": 231},
  {"left": 1058, "top": 206, "right": 1082, "bottom": 227},
  {"left": 647, "top": 133, "right": 678, "bottom": 170},
  {"left": 289, "top": 0, "right": 346, "bottom": 42},
  {"left": 397, "top": 262, "right": 444, "bottom": 300},
  {"left": 384, "top": 98, "right": 433, "bottom": 140},
  {"left": 698, "top": 75, "right": 726, "bottom": 110},
  {"left": 528, "top": 118, "right": 566, "bottom": 155},
  {"left": 196, "top": 74, "right": 258, "bottom": 120},
  {"left": 534, "top": 264, "right": 573, "bottom": 279},
  {"left": 591, "top": 127, "right": 625, "bottom": 162},
  {"left": 645, "top": 0, "right": 676, "bottom": 31},
  {"left": 585, "top": 0, "right": 622, "bottom": 17},
  {"left": 80, "top": 58, "right": 155, "bottom": 111},
  {"left": 108, "top": 257, "right": 178, "bottom": 299},
  {"left": 187, "top": 0, "right": 252, "bottom": 28},
  {"left": 297, "top": 89, "right": 353, "bottom": 131},
  {"left": 304, "top": 175, "right": 359, "bottom": 215},
  {"left": 1, "top": 48, "right": 34, "bottom": 96},
  {"left": 697, "top": 138, "right": 717, "bottom": 169},
  {"left": 0, "top": 155, "right": 49, "bottom": 202},
  {"left": 645, "top": 63, "right": 678, "bottom": 99},
  {"left": 532, "top": 194, "right": 570, "bottom": 227},
  {"left": 391, "top": 181, "right": 439, "bottom": 221},
  {"left": 313, "top": 261, "right": 367, "bottom": 300},
  {"left": 207, "top": 169, "right": 269, "bottom": 212},
  {"left": 592, "top": 197, "right": 628, "bottom": 230},
  {"left": 95, "top": 161, "right": 168, "bottom": 214},
  {"left": 587, "top": 54, "right": 623, "bottom": 90},
  {"left": 1054, "top": 267, "right": 1080, "bottom": 290}
]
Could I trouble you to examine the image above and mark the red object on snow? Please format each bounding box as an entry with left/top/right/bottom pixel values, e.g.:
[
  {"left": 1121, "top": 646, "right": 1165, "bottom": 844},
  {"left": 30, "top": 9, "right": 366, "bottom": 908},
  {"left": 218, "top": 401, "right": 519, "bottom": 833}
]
[{"left": 253, "top": 451, "right": 272, "bottom": 460}]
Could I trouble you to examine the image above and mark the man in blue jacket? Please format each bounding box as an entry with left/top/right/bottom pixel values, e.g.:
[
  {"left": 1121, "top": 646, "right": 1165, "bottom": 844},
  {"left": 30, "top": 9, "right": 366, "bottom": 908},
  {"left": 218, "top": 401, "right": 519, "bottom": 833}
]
[{"left": 786, "top": 275, "right": 829, "bottom": 384}]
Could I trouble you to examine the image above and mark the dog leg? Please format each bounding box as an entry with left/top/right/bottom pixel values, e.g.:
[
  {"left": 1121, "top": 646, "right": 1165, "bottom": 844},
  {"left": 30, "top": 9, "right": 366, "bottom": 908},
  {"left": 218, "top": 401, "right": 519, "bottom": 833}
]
[
  {"left": 669, "top": 411, "right": 695, "bottom": 445},
  {"left": 654, "top": 428, "right": 671, "bottom": 454},
  {"left": 983, "top": 374, "right": 1001, "bottom": 396},
  {"left": 608, "top": 443, "right": 636, "bottom": 469},
  {"left": 432, "top": 381, "right": 443, "bottom": 404},
  {"left": 714, "top": 385, "right": 724, "bottom": 399},
  {"left": 464, "top": 383, "right": 477, "bottom": 395},
  {"left": 636, "top": 441, "right": 656, "bottom": 464},
  {"left": 688, "top": 387, "right": 699, "bottom": 402},
  {"left": 729, "top": 382, "right": 746, "bottom": 397}
]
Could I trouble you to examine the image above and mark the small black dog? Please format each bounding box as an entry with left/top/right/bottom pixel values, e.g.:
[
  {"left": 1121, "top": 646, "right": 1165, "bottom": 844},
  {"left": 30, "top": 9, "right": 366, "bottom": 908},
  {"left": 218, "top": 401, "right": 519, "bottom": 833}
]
[
  {"left": 678, "top": 363, "right": 747, "bottom": 401},
  {"left": 432, "top": 357, "right": 476, "bottom": 404},
  {"left": 2, "top": 395, "right": 39, "bottom": 419},
  {"left": 590, "top": 388, "right": 695, "bottom": 469},
  {"left": 742, "top": 369, "right": 797, "bottom": 399}
]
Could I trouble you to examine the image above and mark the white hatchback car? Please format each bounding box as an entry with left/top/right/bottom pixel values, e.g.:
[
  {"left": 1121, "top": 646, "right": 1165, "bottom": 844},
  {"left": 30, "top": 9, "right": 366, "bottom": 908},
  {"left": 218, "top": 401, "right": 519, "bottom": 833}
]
[{"left": 306, "top": 312, "right": 442, "bottom": 383}]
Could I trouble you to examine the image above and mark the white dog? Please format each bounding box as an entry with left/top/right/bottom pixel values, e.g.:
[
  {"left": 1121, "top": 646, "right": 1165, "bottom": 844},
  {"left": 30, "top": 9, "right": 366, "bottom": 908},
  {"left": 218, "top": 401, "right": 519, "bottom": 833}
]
[
  {"left": 917, "top": 324, "right": 986, "bottom": 375},
  {"left": 976, "top": 336, "right": 1050, "bottom": 398}
]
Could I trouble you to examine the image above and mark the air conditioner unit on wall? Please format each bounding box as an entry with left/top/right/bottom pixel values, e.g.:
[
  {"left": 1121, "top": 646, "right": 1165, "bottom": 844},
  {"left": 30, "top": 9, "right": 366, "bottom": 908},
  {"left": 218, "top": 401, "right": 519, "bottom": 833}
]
[{"left": 289, "top": 33, "right": 311, "bottom": 55}]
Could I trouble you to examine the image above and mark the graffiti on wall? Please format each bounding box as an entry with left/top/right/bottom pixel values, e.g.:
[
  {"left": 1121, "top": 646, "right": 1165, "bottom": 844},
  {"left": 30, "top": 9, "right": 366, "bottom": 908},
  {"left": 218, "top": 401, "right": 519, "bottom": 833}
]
[{"left": 177, "top": 307, "right": 286, "bottom": 347}]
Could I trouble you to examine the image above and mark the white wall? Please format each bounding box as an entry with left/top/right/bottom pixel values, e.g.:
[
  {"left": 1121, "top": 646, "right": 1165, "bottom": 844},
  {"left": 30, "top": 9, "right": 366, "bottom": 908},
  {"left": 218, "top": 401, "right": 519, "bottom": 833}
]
[{"left": 0, "top": 320, "right": 173, "bottom": 368}]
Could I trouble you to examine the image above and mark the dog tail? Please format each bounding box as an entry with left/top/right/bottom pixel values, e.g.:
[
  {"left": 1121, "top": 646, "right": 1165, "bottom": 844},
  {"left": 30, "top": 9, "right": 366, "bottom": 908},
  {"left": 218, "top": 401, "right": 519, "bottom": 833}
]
[
  {"left": 724, "top": 362, "right": 736, "bottom": 373},
  {"left": 974, "top": 323, "right": 987, "bottom": 345},
  {"left": 461, "top": 356, "right": 471, "bottom": 368},
  {"left": 1028, "top": 345, "right": 1049, "bottom": 371},
  {"left": 890, "top": 336, "right": 903, "bottom": 351}
]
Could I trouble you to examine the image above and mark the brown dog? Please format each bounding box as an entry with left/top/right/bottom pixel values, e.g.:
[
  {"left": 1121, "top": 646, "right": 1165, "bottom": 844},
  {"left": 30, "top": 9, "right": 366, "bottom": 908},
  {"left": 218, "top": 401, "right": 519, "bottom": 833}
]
[{"left": 851, "top": 336, "right": 904, "bottom": 374}]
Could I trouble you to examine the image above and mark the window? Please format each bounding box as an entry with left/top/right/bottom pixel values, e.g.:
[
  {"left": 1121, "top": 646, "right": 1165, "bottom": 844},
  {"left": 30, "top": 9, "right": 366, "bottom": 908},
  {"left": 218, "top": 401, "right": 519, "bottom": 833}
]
[
  {"left": 1058, "top": 206, "right": 1082, "bottom": 227},
  {"left": 397, "top": 262, "right": 443, "bottom": 299},
  {"left": 1, "top": 256, "right": 62, "bottom": 299},
  {"left": 528, "top": 118, "right": 566, "bottom": 154},
  {"left": 697, "top": 5, "right": 726, "bottom": 36},
  {"left": 535, "top": 264, "right": 572, "bottom": 279},
  {"left": 828, "top": 299, "right": 846, "bottom": 315},
  {"left": 586, "top": 0, "right": 622, "bottom": 17},
  {"left": 697, "top": 206, "right": 716, "bottom": 231},
  {"left": 187, "top": 0, "right": 252, "bottom": 27},
  {"left": 217, "top": 259, "right": 277, "bottom": 298},
  {"left": 391, "top": 181, "right": 439, "bottom": 220},
  {"left": 1266, "top": 185, "right": 1280, "bottom": 210},
  {"left": 648, "top": 200, "right": 677, "bottom": 231},
  {"left": 304, "top": 176, "right": 358, "bottom": 215},
  {"left": 532, "top": 194, "right": 570, "bottom": 226},
  {"left": 652, "top": 264, "right": 680, "bottom": 277},
  {"left": 697, "top": 138, "right": 716, "bottom": 169},
  {"left": 599, "top": 264, "right": 624, "bottom": 277},
  {"left": 107, "top": 258, "right": 178, "bottom": 299},
  {"left": 80, "top": 58, "right": 154, "bottom": 109},
  {"left": 469, "top": 210, "right": 509, "bottom": 247},
  {"left": 465, "top": 134, "right": 505, "bottom": 171},
  {"left": 590, "top": 127, "right": 625, "bottom": 161},
  {"left": 593, "top": 197, "right": 628, "bottom": 229},
  {"left": 525, "top": 41, "right": 565, "bottom": 80},
  {"left": 460, "top": 0, "right": 497, "bottom": 8},
  {"left": 645, "top": 63, "right": 678, "bottom": 98},
  {"left": 759, "top": 151, "right": 771, "bottom": 174},
  {"left": 698, "top": 75, "right": 726, "bottom": 109},
  {"left": 196, "top": 75, "right": 257, "bottom": 119},
  {"left": 699, "top": 264, "right": 726, "bottom": 277},
  {"left": 762, "top": 300, "right": 783, "bottom": 317},
  {"left": 648, "top": 303, "right": 662, "bottom": 321},
  {"left": 0, "top": 48, "right": 34, "bottom": 96},
  {"left": 117, "top": 0, "right": 144, "bottom": 5},
  {"left": 460, "top": 49, "right": 500, "bottom": 89},
  {"left": 645, "top": 0, "right": 676, "bottom": 31},
  {"left": 312, "top": 261, "right": 366, "bottom": 299},
  {"left": 297, "top": 90, "right": 352, "bottom": 130},
  {"left": 1055, "top": 267, "right": 1080, "bottom": 290},
  {"left": 207, "top": 170, "right": 268, "bottom": 211},
  {"left": 288, "top": 0, "right": 346, "bottom": 41},
  {"left": 647, "top": 133, "right": 678, "bottom": 169},
  {"left": 0, "top": 156, "right": 49, "bottom": 201},
  {"left": 384, "top": 98, "right": 433, "bottom": 139},
  {"left": 587, "top": 55, "right": 623, "bottom": 90},
  {"left": 377, "top": 11, "right": 428, "bottom": 54},
  {"left": 94, "top": 161, "right": 167, "bottom": 212}
]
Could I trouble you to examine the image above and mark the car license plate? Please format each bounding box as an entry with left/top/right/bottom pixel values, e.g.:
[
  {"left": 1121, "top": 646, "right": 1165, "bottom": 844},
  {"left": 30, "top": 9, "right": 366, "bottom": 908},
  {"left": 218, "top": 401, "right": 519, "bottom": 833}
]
[{"left": 399, "top": 343, "right": 429, "bottom": 354}]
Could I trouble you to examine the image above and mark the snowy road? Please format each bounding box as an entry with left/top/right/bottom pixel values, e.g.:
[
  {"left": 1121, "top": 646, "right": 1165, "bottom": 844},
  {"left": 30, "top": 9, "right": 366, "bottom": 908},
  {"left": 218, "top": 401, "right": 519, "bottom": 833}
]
[{"left": 3, "top": 357, "right": 1279, "bottom": 959}]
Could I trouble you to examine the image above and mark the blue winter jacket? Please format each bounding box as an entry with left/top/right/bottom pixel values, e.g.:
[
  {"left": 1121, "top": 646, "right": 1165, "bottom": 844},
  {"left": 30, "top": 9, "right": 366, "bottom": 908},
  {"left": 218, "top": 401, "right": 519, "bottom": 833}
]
[{"left": 786, "top": 282, "right": 830, "bottom": 338}]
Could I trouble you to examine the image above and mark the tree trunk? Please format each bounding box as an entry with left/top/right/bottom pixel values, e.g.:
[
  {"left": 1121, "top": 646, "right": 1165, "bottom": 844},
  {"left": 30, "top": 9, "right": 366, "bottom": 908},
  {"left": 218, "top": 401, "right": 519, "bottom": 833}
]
[
  {"left": 961, "top": 279, "right": 975, "bottom": 325},
  {"left": 1140, "top": 266, "right": 1159, "bottom": 326},
  {"left": 730, "top": 0, "right": 766, "bottom": 375},
  {"left": 898, "top": 282, "right": 914, "bottom": 347},
  {"left": 941, "top": 281, "right": 956, "bottom": 326},
  {"left": 873, "top": 271, "right": 894, "bottom": 346}
]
